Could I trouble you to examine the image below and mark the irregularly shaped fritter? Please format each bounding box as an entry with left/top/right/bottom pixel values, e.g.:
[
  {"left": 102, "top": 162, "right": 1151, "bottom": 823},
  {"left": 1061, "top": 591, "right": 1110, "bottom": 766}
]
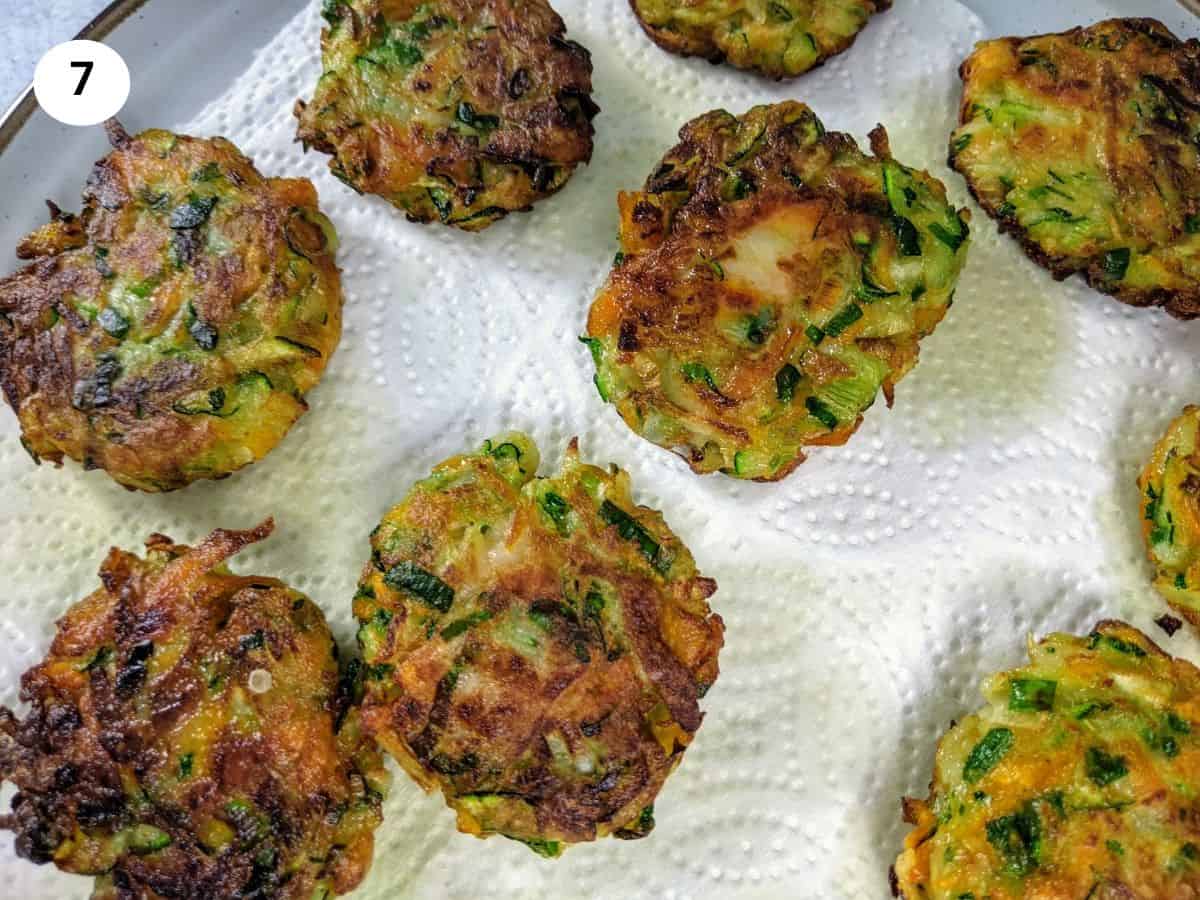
[
  {"left": 354, "top": 433, "right": 723, "bottom": 855},
  {"left": 295, "top": 0, "right": 599, "bottom": 231},
  {"left": 893, "top": 621, "right": 1200, "bottom": 900},
  {"left": 0, "top": 122, "right": 343, "bottom": 492},
  {"left": 1137, "top": 406, "right": 1200, "bottom": 630},
  {"left": 950, "top": 18, "right": 1200, "bottom": 318},
  {"left": 0, "top": 521, "right": 387, "bottom": 900},
  {"left": 629, "top": 0, "right": 889, "bottom": 80},
  {"left": 584, "top": 102, "right": 969, "bottom": 481}
]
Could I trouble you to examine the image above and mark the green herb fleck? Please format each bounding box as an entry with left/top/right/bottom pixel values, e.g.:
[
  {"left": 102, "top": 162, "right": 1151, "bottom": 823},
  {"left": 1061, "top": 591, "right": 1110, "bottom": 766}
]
[
  {"left": 1085, "top": 746, "right": 1128, "bottom": 786},
  {"left": 1009, "top": 678, "right": 1056, "bottom": 712},
  {"left": 681, "top": 362, "right": 719, "bottom": 392},
  {"left": 441, "top": 610, "right": 492, "bottom": 640},
  {"left": 191, "top": 162, "right": 221, "bottom": 182},
  {"left": 1103, "top": 248, "right": 1131, "bottom": 280},
  {"left": 517, "top": 837, "right": 562, "bottom": 858},
  {"left": 775, "top": 363, "right": 801, "bottom": 403},
  {"left": 929, "top": 217, "right": 967, "bottom": 252},
  {"left": 599, "top": 500, "right": 664, "bottom": 571},
  {"left": 384, "top": 562, "right": 455, "bottom": 612},
  {"left": 1088, "top": 632, "right": 1147, "bottom": 657},
  {"left": 806, "top": 396, "right": 838, "bottom": 430},
  {"left": 81, "top": 646, "right": 113, "bottom": 672},
  {"left": 456, "top": 101, "right": 500, "bottom": 131},
  {"left": 985, "top": 801, "right": 1041, "bottom": 876},
  {"left": 963, "top": 727, "right": 1014, "bottom": 783},
  {"left": 893, "top": 216, "right": 922, "bottom": 256},
  {"left": 824, "top": 303, "right": 863, "bottom": 337},
  {"left": 540, "top": 492, "right": 570, "bottom": 533}
]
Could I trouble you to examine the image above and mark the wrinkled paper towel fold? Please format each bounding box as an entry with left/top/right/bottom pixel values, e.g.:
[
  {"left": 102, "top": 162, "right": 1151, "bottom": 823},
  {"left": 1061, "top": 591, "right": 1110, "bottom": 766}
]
[{"left": 5, "top": 1, "right": 1200, "bottom": 897}]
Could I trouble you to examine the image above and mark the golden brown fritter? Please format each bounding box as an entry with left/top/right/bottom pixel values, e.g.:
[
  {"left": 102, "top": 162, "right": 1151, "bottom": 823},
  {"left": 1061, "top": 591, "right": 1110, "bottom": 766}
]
[
  {"left": 630, "top": 0, "right": 890, "bottom": 80},
  {"left": 0, "top": 521, "right": 388, "bottom": 900},
  {"left": 1137, "top": 405, "right": 1200, "bottom": 630},
  {"left": 584, "top": 101, "right": 969, "bottom": 481},
  {"left": 353, "top": 432, "right": 723, "bottom": 855},
  {"left": 893, "top": 621, "right": 1200, "bottom": 900},
  {"left": 295, "top": 0, "right": 599, "bottom": 231},
  {"left": 950, "top": 18, "right": 1200, "bottom": 318},
  {"left": 0, "top": 121, "right": 343, "bottom": 492}
]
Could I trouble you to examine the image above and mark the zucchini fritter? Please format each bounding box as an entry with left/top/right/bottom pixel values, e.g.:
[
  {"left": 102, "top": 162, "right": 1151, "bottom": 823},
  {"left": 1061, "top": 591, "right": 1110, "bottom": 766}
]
[
  {"left": 950, "top": 18, "right": 1200, "bottom": 318},
  {"left": 584, "top": 102, "right": 969, "bottom": 481},
  {"left": 629, "top": 0, "right": 890, "bottom": 80},
  {"left": 0, "top": 521, "right": 387, "bottom": 900},
  {"left": 893, "top": 621, "right": 1200, "bottom": 900},
  {"left": 354, "top": 433, "right": 723, "bottom": 855},
  {"left": 1137, "top": 406, "right": 1200, "bottom": 629},
  {"left": 295, "top": 0, "right": 599, "bottom": 231},
  {"left": 0, "top": 122, "right": 343, "bottom": 492}
]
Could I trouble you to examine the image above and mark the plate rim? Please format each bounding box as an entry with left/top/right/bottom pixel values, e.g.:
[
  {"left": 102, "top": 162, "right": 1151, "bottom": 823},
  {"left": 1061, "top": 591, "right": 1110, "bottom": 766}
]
[
  {"left": 2, "top": 0, "right": 1198, "bottom": 161},
  {"left": 0, "top": 0, "right": 147, "bottom": 157}
]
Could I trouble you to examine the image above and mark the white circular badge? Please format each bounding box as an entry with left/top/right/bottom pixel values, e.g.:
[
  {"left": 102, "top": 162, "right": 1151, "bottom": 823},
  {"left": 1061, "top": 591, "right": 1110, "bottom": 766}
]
[{"left": 33, "top": 40, "right": 130, "bottom": 127}]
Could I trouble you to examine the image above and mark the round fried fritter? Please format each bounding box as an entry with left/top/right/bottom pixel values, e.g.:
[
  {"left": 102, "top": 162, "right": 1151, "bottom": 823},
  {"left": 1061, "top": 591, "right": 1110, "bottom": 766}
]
[
  {"left": 950, "top": 18, "right": 1200, "bottom": 319},
  {"left": 1137, "top": 406, "right": 1200, "bottom": 630},
  {"left": 294, "top": 0, "right": 599, "bottom": 231},
  {"left": 0, "top": 122, "right": 343, "bottom": 492},
  {"left": 0, "top": 520, "right": 388, "bottom": 899},
  {"left": 629, "top": 0, "right": 890, "bottom": 80},
  {"left": 353, "top": 432, "right": 723, "bottom": 855},
  {"left": 893, "top": 621, "right": 1200, "bottom": 899},
  {"left": 584, "top": 102, "right": 969, "bottom": 481}
]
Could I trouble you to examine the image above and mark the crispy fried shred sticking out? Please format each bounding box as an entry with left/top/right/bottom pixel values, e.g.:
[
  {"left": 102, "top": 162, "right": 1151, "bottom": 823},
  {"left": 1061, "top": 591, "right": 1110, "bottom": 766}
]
[
  {"left": 1138, "top": 405, "right": 1200, "bottom": 630},
  {"left": 950, "top": 18, "right": 1200, "bottom": 318},
  {"left": 354, "top": 433, "right": 723, "bottom": 856},
  {"left": 0, "top": 521, "right": 388, "bottom": 900},
  {"left": 0, "top": 121, "right": 344, "bottom": 492},
  {"left": 630, "top": 0, "right": 890, "bottom": 79},
  {"left": 893, "top": 621, "right": 1200, "bottom": 900},
  {"left": 584, "top": 101, "right": 969, "bottom": 481},
  {"left": 295, "top": 0, "right": 599, "bottom": 231}
]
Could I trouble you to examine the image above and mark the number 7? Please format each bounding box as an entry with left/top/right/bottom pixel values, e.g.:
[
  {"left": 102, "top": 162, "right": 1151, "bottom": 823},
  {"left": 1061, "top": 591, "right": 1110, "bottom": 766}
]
[{"left": 70, "top": 60, "right": 94, "bottom": 95}]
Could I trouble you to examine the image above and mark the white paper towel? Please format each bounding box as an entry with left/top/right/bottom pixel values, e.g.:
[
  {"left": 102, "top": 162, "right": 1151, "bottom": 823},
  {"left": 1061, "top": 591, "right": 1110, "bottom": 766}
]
[{"left": 5, "top": 1, "right": 1200, "bottom": 897}]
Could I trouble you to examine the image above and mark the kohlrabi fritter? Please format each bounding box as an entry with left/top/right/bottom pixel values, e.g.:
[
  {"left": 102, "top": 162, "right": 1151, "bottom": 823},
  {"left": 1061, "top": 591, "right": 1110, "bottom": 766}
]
[
  {"left": 353, "top": 433, "right": 723, "bottom": 856},
  {"left": 893, "top": 621, "right": 1200, "bottom": 900},
  {"left": 950, "top": 18, "right": 1200, "bottom": 318},
  {"left": 295, "top": 0, "right": 599, "bottom": 231},
  {"left": 584, "top": 101, "right": 969, "bottom": 481},
  {"left": 0, "top": 521, "right": 388, "bottom": 900},
  {"left": 1138, "top": 406, "right": 1200, "bottom": 630},
  {"left": 0, "top": 121, "right": 343, "bottom": 492},
  {"left": 629, "top": 0, "right": 891, "bottom": 80}
]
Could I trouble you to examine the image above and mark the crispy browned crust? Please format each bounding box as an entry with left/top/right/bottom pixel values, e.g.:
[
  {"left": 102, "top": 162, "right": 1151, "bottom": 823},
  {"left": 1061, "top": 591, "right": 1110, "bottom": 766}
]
[
  {"left": 586, "top": 102, "right": 968, "bottom": 481},
  {"left": 0, "top": 124, "right": 343, "bottom": 491},
  {"left": 893, "top": 620, "right": 1200, "bottom": 899},
  {"left": 0, "top": 523, "right": 385, "bottom": 899},
  {"left": 1136, "top": 405, "right": 1200, "bottom": 630},
  {"left": 354, "top": 434, "right": 723, "bottom": 851},
  {"left": 951, "top": 18, "right": 1200, "bottom": 319},
  {"left": 629, "top": 0, "right": 892, "bottom": 81},
  {"left": 295, "top": 0, "right": 599, "bottom": 230},
  {"left": 955, "top": 148, "right": 1200, "bottom": 321}
]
